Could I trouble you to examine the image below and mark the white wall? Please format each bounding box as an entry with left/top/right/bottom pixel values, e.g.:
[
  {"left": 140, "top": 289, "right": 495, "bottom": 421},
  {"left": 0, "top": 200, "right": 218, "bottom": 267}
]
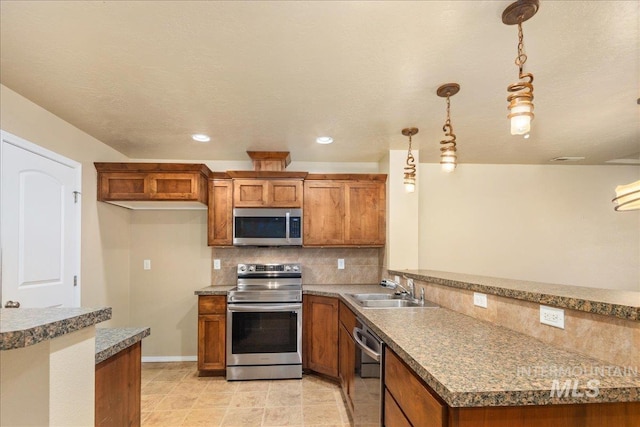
[
  {"left": 418, "top": 164, "right": 640, "bottom": 291},
  {"left": 0, "top": 85, "right": 132, "bottom": 325},
  {"left": 384, "top": 150, "right": 420, "bottom": 270}
]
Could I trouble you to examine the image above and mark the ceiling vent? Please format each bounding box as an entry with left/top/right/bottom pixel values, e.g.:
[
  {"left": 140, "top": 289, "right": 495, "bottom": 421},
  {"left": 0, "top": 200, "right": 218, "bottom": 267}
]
[{"left": 550, "top": 156, "right": 585, "bottom": 162}]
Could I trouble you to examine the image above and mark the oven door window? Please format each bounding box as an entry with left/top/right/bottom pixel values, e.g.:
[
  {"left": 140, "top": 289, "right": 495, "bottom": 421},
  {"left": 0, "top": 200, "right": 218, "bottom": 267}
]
[
  {"left": 231, "top": 311, "right": 298, "bottom": 354},
  {"left": 235, "top": 216, "right": 286, "bottom": 239}
]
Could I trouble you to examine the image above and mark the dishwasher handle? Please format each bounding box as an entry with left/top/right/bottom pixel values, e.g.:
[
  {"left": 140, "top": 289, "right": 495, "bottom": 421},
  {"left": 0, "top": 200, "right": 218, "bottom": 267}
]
[{"left": 353, "top": 327, "right": 381, "bottom": 362}]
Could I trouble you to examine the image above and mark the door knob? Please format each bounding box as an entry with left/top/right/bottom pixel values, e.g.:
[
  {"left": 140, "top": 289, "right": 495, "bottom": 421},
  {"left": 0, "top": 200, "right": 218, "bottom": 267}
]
[{"left": 4, "top": 300, "right": 20, "bottom": 308}]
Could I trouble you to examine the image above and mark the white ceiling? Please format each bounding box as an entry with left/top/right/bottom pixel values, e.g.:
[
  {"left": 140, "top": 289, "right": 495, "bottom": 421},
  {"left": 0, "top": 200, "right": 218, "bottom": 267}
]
[{"left": 1, "top": 1, "right": 638, "bottom": 165}]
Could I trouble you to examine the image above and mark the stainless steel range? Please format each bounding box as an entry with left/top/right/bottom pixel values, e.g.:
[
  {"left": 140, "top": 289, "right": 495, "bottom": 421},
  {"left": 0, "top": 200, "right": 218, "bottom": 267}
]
[{"left": 226, "top": 263, "right": 302, "bottom": 381}]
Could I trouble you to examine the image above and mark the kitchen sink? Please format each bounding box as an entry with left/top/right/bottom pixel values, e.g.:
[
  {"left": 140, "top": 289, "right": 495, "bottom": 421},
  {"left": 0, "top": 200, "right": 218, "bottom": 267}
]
[
  {"left": 346, "top": 293, "right": 439, "bottom": 309},
  {"left": 349, "top": 293, "right": 398, "bottom": 301}
]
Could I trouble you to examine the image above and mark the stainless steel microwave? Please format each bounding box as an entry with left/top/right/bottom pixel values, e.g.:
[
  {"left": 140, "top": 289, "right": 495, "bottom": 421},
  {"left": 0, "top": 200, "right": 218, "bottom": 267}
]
[{"left": 233, "top": 208, "right": 302, "bottom": 246}]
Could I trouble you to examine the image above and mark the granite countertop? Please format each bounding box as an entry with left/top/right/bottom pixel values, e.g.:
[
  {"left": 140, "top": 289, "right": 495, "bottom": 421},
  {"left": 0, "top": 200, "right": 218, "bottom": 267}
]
[
  {"left": 303, "top": 284, "right": 640, "bottom": 408},
  {"left": 194, "top": 285, "right": 235, "bottom": 296},
  {"left": 95, "top": 327, "right": 151, "bottom": 364},
  {"left": 390, "top": 269, "right": 640, "bottom": 321},
  {"left": 0, "top": 307, "right": 112, "bottom": 350}
]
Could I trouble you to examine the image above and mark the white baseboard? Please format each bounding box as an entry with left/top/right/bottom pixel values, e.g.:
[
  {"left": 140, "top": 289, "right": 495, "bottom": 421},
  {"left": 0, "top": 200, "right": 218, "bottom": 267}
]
[{"left": 142, "top": 356, "right": 198, "bottom": 363}]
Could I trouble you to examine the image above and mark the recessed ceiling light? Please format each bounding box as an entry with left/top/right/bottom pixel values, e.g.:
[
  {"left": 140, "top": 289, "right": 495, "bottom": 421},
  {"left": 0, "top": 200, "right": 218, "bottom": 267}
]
[
  {"left": 316, "top": 136, "right": 333, "bottom": 144},
  {"left": 192, "top": 134, "right": 211, "bottom": 142}
]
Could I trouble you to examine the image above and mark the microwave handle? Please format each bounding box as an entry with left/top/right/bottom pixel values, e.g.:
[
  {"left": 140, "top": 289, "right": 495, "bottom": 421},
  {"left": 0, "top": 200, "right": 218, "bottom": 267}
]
[{"left": 286, "top": 211, "right": 290, "bottom": 242}]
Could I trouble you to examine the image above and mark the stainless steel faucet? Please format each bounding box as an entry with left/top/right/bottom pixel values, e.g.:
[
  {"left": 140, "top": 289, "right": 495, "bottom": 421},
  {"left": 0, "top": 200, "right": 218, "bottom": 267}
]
[{"left": 380, "top": 279, "right": 414, "bottom": 299}]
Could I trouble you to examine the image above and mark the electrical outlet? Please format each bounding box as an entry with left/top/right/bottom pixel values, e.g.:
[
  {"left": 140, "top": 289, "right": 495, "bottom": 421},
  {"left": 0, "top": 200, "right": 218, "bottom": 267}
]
[
  {"left": 394, "top": 275, "right": 400, "bottom": 283},
  {"left": 338, "top": 259, "right": 345, "bottom": 269},
  {"left": 213, "top": 259, "right": 221, "bottom": 270},
  {"left": 473, "top": 292, "right": 487, "bottom": 308},
  {"left": 540, "top": 305, "right": 565, "bottom": 329},
  {"left": 143, "top": 259, "right": 151, "bottom": 270}
]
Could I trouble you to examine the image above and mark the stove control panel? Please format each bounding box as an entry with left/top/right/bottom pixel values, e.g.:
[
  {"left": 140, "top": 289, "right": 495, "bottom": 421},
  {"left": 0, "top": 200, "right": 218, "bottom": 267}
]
[{"left": 237, "top": 263, "right": 301, "bottom": 275}]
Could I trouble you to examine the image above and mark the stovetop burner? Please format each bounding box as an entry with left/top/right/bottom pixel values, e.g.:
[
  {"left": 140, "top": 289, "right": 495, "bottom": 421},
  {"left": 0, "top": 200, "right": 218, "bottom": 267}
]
[{"left": 228, "top": 263, "right": 302, "bottom": 303}]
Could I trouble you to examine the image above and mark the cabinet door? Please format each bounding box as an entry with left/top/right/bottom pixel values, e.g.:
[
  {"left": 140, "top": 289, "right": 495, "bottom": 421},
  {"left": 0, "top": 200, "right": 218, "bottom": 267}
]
[
  {"left": 98, "top": 172, "right": 149, "bottom": 200},
  {"left": 233, "top": 179, "right": 269, "bottom": 207},
  {"left": 385, "top": 348, "right": 447, "bottom": 427},
  {"left": 148, "top": 173, "right": 201, "bottom": 200},
  {"left": 344, "top": 181, "right": 386, "bottom": 245},
  {"left": 303, "top": 181, "right": 345, "bottom": 245},
  {"left": 384, "top": 389, "right": 412, "bottom": 427},
  {"left": 268, "top": 180, "right": 303, "bottom": 207},
  {"left": 208, "top": 180, "right": 233, "bottom": 246},
  {"left": 304, "top": 295, "right": 339, "bottom": 378},
  {"left": 198, "top": 314, "right": 226, "bottom": 371}
]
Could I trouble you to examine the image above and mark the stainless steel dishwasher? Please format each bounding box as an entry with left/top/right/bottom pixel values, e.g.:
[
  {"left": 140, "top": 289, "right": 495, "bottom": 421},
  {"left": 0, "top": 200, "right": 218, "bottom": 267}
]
[{"left": 352, "top": 321, "right": 384, "bottom": 426}]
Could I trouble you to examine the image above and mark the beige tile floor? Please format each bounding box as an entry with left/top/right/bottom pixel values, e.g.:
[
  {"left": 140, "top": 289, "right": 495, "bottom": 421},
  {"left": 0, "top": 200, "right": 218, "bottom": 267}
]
[{"left": 141, "top": 362, "right": 351, "bottom": 427}]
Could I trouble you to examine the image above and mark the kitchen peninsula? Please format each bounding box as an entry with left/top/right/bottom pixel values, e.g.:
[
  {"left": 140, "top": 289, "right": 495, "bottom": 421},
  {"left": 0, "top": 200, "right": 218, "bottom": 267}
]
[{"left": 0, "top": 307, "right": 150, "bottom": 426}]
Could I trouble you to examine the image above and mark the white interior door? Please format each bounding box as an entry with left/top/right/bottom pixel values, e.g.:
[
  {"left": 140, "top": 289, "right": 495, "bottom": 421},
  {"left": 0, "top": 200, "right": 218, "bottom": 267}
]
[{"left": 1, "top": 131, "right": 81, "bottom": 307}]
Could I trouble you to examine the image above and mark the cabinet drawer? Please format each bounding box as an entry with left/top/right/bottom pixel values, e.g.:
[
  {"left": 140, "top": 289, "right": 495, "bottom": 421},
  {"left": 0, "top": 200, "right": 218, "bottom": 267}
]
[
  {"left": 339, "top": 301, "right": 357, "bottom": 334},
  {"left": 385, "top": 348, "right": 446, "bottom": 427},
  {"left": 384, "top": 389, "right": 412, "bottom": 427},
  {"left": 198, "top": 295, "right": 226, "bottom": 314}
]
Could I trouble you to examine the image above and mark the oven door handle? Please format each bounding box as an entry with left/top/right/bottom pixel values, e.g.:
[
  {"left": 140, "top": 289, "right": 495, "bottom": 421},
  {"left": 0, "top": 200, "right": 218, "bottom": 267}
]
[
  {"left": 353, "top": 327, "right": 381, "bottom": 362},
  {"left": 228, "top": 303, "right": 301, "bottom": 312}
]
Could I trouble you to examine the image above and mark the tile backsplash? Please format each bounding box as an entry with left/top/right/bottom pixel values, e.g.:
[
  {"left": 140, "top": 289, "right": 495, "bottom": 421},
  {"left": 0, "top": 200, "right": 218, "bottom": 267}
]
[{"left": 211, "top": 247, "right": 383, "bottom": 285}]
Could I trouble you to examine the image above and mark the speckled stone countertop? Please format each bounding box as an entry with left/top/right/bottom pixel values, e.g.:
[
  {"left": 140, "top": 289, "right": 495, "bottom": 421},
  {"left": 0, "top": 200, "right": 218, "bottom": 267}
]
[
  {"left": 304, "top": 284, "right": 640, "bottom": 408},
  {"left": 95, "top": 327, "right": 151, "bottom": 364},
  {"left": 389, "top": 269, "right": 640, "bottom": 321},
  {"left": 194, "top": 285, "right": 235, "bottom": 295},
  {"left": 0, "top": 307, "right": 112, "bottom": 350}
]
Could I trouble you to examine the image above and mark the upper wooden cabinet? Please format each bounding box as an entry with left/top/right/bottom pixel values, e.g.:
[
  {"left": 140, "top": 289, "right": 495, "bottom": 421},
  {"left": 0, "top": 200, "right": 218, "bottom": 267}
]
[
  {"left": 95, "top": 163, "right": 211, "bottom": 209},
  {"left": 233, "top": 179, "right": 303, "bottom": 208},
  {"left": 303, "top": 175, "right": 386, "bottom": 246},
  {"left": 208, "top": 179, "right": 233, "bottom": 246}
]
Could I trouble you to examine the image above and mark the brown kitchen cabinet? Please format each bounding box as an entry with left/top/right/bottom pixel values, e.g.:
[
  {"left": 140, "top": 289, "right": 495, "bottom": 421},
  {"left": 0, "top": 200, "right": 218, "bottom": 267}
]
[
  {"left": 197, "top": 295, "right": 226, "bottom": 373},
  {"left": 233, "top": 179, "right": 303, "bottom": 207},
  {"left": 303, "top": 175, "right": 386, "bottom": 246},
  {"left": 208, "top": 179, "right": 233, "bottom": 246},
  {"left": 95, "top": 342, "right": 142, "bottom": 427},
  {"left": 303, "top": 295, "right": 339, "bottom": 379},
  {"left": 385, "top": 346, "right": 640, "bottom": 427},
  {"left": 338, "top": 301, "right": 358, "bottom": 414},
  {"left": 95, "top": 163, "right": 210, "bottom": 205}
]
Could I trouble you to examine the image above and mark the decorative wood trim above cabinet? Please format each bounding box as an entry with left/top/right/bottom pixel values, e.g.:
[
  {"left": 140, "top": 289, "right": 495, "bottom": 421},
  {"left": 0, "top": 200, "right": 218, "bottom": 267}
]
[{"left": 226, "top": 171, "right": 308, "bottom": 179}]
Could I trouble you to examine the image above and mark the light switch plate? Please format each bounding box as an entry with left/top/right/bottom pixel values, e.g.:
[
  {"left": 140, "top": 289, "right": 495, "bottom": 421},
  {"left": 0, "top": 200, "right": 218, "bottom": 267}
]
[
  {"left": 143, "top": 259, "right": 151, "bottom": 270},
  {"left": 540, "top": 305, "right": 565, "bottom": 329},
  {"left": 338, "top": 259, "right": 345, "bottom": 269},
  {"left": 473, "top": 292, "right": 488, "bottom": 308},
  {"left": 213, "top": 259, "right": 221, "bottom": 270}
]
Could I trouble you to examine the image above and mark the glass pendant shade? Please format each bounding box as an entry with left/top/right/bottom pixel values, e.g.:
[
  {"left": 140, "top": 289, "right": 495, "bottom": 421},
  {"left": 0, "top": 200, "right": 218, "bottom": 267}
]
[
  {"left": 508, "top": 101, "right": 533, "bottom": 135},
  {"left": 440, "top": 149, "right": 457, "bottom": 173},
  {"left": 613, "top": 180, "right": 640, "bottom": 211},
  {"left": 404, "top": 177, "right": 416, "bottom": 193}
]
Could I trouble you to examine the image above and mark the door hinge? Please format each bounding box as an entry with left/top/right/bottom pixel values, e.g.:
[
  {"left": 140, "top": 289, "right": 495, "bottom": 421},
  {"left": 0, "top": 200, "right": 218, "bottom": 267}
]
[
  {"left": 73, "top": 191, "right": 81, "bottom": 203},
  {"left": 73, "top": 275, "right": 78, "bottom": 287}
]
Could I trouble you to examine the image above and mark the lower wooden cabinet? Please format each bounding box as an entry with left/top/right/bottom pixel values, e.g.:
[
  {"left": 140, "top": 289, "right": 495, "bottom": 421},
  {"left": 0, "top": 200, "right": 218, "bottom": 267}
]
[
  {"left": 197, "top": 295, "right": 226, "bottom": 372},
  {"left": 384, "top": 389, "right": 412, "bottom": 427},
  {"left": 384, "top": 347, "right": 447, "bottom": 427},
  {"left": 303, "top": 295, "right": 339, "bottom": 378},
  {"left": 95, "top": 342, "right": 142, "bottom": 427}
]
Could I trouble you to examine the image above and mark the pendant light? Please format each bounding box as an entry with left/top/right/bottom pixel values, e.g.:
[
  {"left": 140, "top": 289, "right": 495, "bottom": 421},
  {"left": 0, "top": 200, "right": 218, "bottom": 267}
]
[
  {"left": 502, "top": 0, "right": 539, "bottom": 137},
  {"left": 613, "top": 180, "right": 640, "bottom": 211},
  {"left": 437, "top": 83, "right": 460, "bottom": 173},
  {"left": 401, "top": 127, "right": 418, "bottom": 193}
]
